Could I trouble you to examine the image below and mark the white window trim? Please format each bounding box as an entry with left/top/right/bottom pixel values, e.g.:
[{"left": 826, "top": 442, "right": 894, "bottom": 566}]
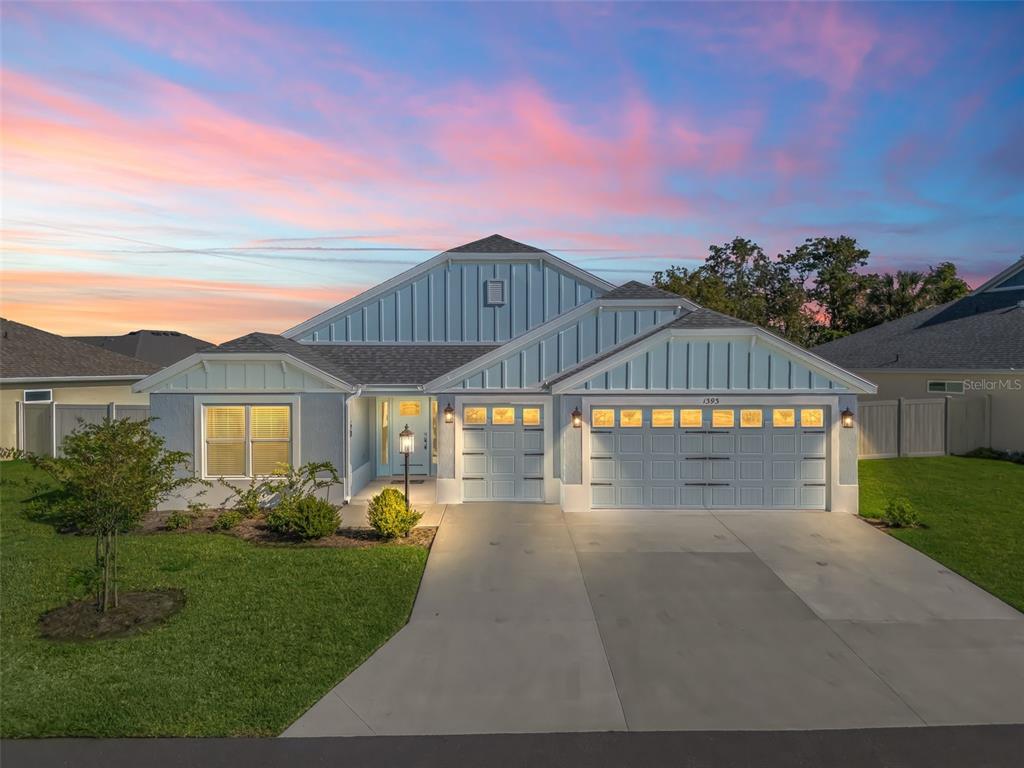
[
  {"left": 193, "top": 395, "right": 301, "bottom": 480},
  {"left": 927, "top": 380, "right": 964, "bottom": 395},
  {"left": 23, "top": 388, "right": 54, "bottom": 404}
]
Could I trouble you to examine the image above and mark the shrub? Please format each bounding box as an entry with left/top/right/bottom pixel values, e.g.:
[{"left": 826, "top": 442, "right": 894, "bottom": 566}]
[
  {"left": 963, "top": 447, "right": 1024, "bottom": 466},
  {"left": 165, "top": 510, "right": 195, "bottom": 531},
  {"left": 211, "top": 509, "right": 244, "bottom": 531},
  {"left": 222, "top": 461, "right": 341, "bottom": 517},
  {"left": 367, "top": 488, "right": 422, "bottom": 539},
  {"left": 265, "top": 495, "right": 339, "bottom": 540},
  {"left": 883, "top": 497, "right": 921, "bottom": 528}
]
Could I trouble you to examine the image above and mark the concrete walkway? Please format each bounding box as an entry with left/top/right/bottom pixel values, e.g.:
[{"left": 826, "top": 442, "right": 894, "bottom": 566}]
[{"left": 284, "top": 505, "right": 1024, "bottom": 736}]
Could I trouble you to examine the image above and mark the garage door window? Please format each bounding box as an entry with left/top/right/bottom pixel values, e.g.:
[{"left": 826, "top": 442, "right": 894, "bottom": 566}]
[
  {"left": 740, "top": 409, "right": 763, "bottom": 428},
  {"left": 712, "top": 409, "right": 734, "bottom": 428},
  {"left": 464, "top": 406, "right": 487, "bottom": 425},
  {"left": 592, "top": 409, "right": 614, "bottom": 427},
  {"left": 773, "top": 408, "right": 795, "bottom": 427},
  {"left": 620, "top": 409, "right": 643, "bottom": 427},
  {"left": 801, "top": 408, "right": 824, "bottom": 427},
  {"left": 492, "top": 407, "right": 515, "bottom": 425},
  {"left": 651, "top": 409, "right": 675, "bottom": 428},
  {"left": 680, "top": 409, "right": 703, "bottom": 428},
  {"left": 522, "top": 407, "right": 541, "bottom": 426}
]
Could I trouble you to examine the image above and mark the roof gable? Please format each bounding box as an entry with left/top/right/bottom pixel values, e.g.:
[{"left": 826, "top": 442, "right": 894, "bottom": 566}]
[
  {"left": 282, "top": 235, "right": 615, "bottom": 343},
  {"left": 972, "top": 257, "right": 1024, "bottom": 294}
]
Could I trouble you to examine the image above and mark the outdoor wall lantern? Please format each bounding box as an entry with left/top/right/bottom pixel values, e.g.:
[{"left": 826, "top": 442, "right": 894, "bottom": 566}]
[
  {"left": 399, "top": 424, "right": 414, "bottom": 510},
  {"left": 443, "top": 403, "right": 454, "bottom": 424},
  {"left": 571, "top": 406, "right": 582, "bottom": 429},
  {"left": 841, "top": 408, "right": 855, "bottom": 428}
]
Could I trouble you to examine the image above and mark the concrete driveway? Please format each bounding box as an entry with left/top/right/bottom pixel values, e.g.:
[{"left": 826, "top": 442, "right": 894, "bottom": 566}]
[{"left": 284, "top": 505, "right": 1024, "bottom": 736}]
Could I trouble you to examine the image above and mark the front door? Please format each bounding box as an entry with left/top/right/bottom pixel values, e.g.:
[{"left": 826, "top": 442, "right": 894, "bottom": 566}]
[{"left": 383, "top": 397, "right": 430, "bottom": 476}]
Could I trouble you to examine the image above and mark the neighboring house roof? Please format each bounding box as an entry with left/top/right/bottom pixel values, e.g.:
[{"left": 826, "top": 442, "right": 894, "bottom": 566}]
[
  {"left": 601, "top": 281, "right": 681, "bottom": 300},
  {"left": 814, "top": 283, "right": 1024, "bottom": 371},
  {"left": 445, "top": 234, "right": 546, "bottom": 254},
  {"left": 0, "top": 318, "right": 159, "bottom": 381},
  {"left": 212, "top": 332, "right": 498, "bottom": 386},
  {"left": 73, "top": 329, "right": 214, "bottom": 367}
]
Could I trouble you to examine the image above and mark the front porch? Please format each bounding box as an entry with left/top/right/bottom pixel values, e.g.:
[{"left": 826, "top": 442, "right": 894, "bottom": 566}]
[{"left": 340, "top": 475, "right": 446, "bottom": 528}]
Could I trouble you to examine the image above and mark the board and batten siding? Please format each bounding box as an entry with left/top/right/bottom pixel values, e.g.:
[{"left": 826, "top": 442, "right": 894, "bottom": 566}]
[
  {"left": 299, "top": 261, "right": 601, "bottom": 344},
  {"left": 458, "top": 307, "right": 678, "bottom": 389},
  {"left": 159, "top": 360, "right": 328, "bottom": 391},
  {"left": 584, "top": 337, "right": 846, "bottom": 392}
]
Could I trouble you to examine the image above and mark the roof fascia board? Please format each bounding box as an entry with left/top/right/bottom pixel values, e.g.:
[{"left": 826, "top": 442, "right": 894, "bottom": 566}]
[
  {"left": 282, "top": 248, "right": 616, "bottom": 339},
  {"left": 422, "top": 298, "right": 687, "bottom": 392},
  {"left": 852, "top": 367, "right": 1023, "bottom": 374},
  {"left": 1, "top": 375, "right": 148, "bottom": 384},
  {"left": 133, "top": 352, "right": 356, "bottom": 393},
  {"left": 550, "top": 327, "right": 877, "bottom": 394},
  {"left": 971, "top": 258, "right": 1024, "bottom": 295}
]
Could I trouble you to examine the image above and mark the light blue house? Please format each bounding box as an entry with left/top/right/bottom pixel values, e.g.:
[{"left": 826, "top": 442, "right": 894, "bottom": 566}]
[{"left": 135, "top": 235, "right": 875, "bottom": 513}]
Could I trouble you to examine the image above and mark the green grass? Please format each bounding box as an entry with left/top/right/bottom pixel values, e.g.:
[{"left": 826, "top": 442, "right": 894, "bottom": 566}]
[
  {"left": 0, "top": 460, "right": 428, "bottom": 737},
  {"left": 860, "top": 456, "right": 1024, "bottom": 613}
]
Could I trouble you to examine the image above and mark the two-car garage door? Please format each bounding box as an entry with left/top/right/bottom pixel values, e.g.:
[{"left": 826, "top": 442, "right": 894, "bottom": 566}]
[{"left": 590, "top": 405, "right": 829, "bottom": 510}]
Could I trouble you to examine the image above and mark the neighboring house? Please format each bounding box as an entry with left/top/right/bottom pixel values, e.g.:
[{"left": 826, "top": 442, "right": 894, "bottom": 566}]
[
  {"left": 0, "top": 318, "right": 158, "bottom": 453},
  {"left": 74, "top": 329, "right": 213, "bottom": 367},
  {"left": 136, "top": 235, "right": 874, "bottom": 513},
  {"left": 815, "top": 257, "right": 1024, "bottom": 454}
]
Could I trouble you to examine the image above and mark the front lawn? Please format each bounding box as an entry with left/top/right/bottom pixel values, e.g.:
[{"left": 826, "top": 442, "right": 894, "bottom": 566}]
[
  {"left": 0, "top": 460, "right": 428, "bottom": 737},
  {"left": 860, "top": 456, "right": 1024, "bottom": 613}
]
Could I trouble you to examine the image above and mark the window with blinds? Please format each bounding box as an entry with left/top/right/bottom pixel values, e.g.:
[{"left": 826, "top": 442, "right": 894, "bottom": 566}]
[{"left": 204, "top": 404, "right": 291, "bottom": 477}]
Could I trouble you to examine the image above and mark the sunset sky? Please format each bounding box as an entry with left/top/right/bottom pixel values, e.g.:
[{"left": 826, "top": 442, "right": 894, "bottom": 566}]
[{"left": 2, "top": 1, "right": 1022, "bottom": 343}]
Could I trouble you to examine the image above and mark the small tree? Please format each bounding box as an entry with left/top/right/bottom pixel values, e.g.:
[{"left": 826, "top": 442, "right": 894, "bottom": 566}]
[{"left": 31, "top": 417, "right": 204, "bottom": 612}]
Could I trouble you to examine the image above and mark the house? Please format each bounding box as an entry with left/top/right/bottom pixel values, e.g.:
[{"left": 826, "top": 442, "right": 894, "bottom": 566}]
[
  {"left": 814, "top": 257, "right": 1024, "bottom": 454},
  {"left": 135, "top": 235, "right": 874, "bottom": 513},
  {"left": 0, "top": 318, "right": 158, "bottom": 454},
  {"left": 74, "top": 329, "right": 213, "bottom": 367}
]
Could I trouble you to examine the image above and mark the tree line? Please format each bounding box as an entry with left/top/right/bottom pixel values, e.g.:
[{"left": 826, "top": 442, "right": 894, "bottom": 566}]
[{"left": 651, "top": 236, "right": 970, "bottom": 347}]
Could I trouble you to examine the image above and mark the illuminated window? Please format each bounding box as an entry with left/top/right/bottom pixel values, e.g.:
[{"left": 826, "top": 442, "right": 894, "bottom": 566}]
[
  {"left": 773, "top": 408, "right": 796, "bottom": 427},
  {"left": 680, "top": 409, "right": 703, "bottom": 428},
  {"left": 399, "top": 400, "right": 421, "bottom": 417},
  {"left": 651, "top": 409, "right": 674, "bottom": 428},
  {"left": 522, "top": 407, "right": 541, "bottom": 426},
  {"left": 492, "top": 406, "right": 515, "bottom": 425},
  {"left": 464, "top": 406, "right": 487, "bottom": 425},
  {"left": 620, "top": 409, "right": 642, "bottom": 428},
  {"left": 801, "top": 408, "right": 824, "bottom": 427},
  {"left": 205, "top": 404, "right": 291, "bottom": 477},
  {"left": 740, "top": 409, "right": 763, "bottom": 428},
  {"left": 591, "top": 408, "right": 614, "bottom": 427},
  {"left": 712, "top": 409, "right": 734, "bottom": 428},
  {"left": 380, "top": 400, "right": 389, "bottom": 463}
]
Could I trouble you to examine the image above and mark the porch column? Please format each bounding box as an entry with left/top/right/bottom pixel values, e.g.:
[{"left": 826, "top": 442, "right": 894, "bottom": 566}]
[
  {"left": 559, "top": 395, "right": 587, "bottom": 512},
  {"left": 436, "top": 396, "right": 459, "bottom": 503}
]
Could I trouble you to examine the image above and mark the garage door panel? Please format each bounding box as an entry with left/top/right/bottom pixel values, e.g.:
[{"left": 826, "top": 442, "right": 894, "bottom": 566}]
[
  {"left": 772, "top": 486, "right": 798, "bottom": 507},
  {"left": 738, "top": 460, "right": 764, "bottom": 480},
  {"left": 801, "top": 486, "right": 826, "bottom": 509},
  {"left": 772, "top": 460, "right": 797, "bottom": 480},
  {"left": 710, "top": 460, "right": 736, "bottom": 480},
  {"left": 464, "top": 455, "right": 488, "bottom": 475},
  {"left": 617, "top": 434, "right": 643, "bottom": 453},
  {"left": 773, "top": 433, "right": 797, "bottom": 454},
  {"left": 679, "top": 434, "right": 703, "bottom": 453},
  {"left": 651, "top": 486, "right": 677, "bottom": 507},
  {"left": 651, "top": 434, "right": 675, "bottom": 453},
  {"left": 522, "top": 431, "right": 543, "bottom": 451},
  {"left": 739, "top": 434, "right": 764, "bottom": 453},
  {"left": 710, "top": 433, "right": 735, "bottom": 453},
  {"left": 739, "top": 487, "right": 765, "bottom": 507},
  {"left": 801, "top": 458, "right": 826, "bottom": 481},
  {"left": 679, "top": 486, "right": 705, "bottom": 506},
  {"left": 708, "top": 485, "right": 736, "bottom": 507},
  {"left": 491, "top": 431, "right": 517, "bottom": 450},
  {"left": 651, "top": 460, "right": 676, "bottom": 480},
  {"left": 620, "top": 460, "right": 644, "bottom": 480},
  {"left": 619, "top": 486, "right": 644, "bottom": 507},
  {"left": 591, "top": 457, "right": 615, "bottom": 480},
  {"left": 490, "top": 455, "right": 516, "bottom": 475},
  {"left": 491, "top": 480, "right": 516, "bottom": 499},
  {"left": 591, "top": 432, "right": 614, "bottom": 454},
  {"left": 523, "top": 455, "right": 543, "bottom": 475},
  {"left": 679, "top": 460, "right": 705, "bottom": 480},
  {"left": 592, "top": 485, "right": 616, "bottom": 506},
  {"left": 802, "top": 432, "right": 827, "bottom": 455},
  {"left": 464, "top": 430, "right": 488, "bottom": 450},
  {"left": 463, "top": 479, "right": 488, "bottom": 500},
  {"left": 521, "top": 479, "right": 543, "bottom": 499}
]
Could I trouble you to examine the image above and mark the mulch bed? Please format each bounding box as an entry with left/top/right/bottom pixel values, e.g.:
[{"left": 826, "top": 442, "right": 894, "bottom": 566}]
[
  {"left": 39, "top": 588, "right": 185, "bottom": 641},
  {"left": 142, "top": 509, "right": 435, "bottom": 549}
]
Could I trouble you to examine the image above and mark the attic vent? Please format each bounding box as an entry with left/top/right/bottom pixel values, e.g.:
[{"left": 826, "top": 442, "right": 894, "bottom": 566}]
[{"left": 485, "top": 279, "right": 506, "bottom": 306}]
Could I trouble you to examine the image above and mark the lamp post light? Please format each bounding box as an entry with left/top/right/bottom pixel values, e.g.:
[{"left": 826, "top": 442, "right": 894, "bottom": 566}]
[
  {"left": 841, "top": 408, "right": 855, "bottom": 429},
  {"left": 398, "top": 424, "right": 414, "bottom": 511}
]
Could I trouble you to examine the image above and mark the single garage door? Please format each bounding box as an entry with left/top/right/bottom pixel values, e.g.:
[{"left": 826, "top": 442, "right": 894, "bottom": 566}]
[
  {"left": 462, "top": 404, "right": 544, "bottom": 501},
  {"left": 590, "top": 405, "right": 828, "bottom": 509}
]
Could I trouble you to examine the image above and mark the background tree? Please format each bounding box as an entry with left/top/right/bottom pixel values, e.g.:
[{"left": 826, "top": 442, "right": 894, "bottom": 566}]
[
  {"left": 782, "top": 235, "right": 871, "bottom": 342},
  {"left": 31, "top": 418, "right": 203, "bottom": 612}
]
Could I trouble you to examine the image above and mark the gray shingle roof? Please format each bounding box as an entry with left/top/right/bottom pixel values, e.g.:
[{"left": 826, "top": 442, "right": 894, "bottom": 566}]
[
  {"left": 813, "top": 288, "right": 1024, "bottom": 370},
  {"left": 211, "top": 333, "right": 498, "bottom": 385},
  {"left": 74, "top": 330, "right": 213, "bottom": 366},
  {"left": 546, "top": 308, "right": 753, "bottom": 385},
  {"left": 602, "top": 281, "right": 681, "bottom": 300},
  {"left": 446, "top": 234, "right": 546, "bottom": 254},
  {"left": 1, "top": 318, "right": 159, "bottom": 380}
]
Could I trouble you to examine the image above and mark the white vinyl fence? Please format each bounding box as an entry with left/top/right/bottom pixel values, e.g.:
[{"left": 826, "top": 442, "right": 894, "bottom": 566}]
[{"left": 859, "top": 395, "right": 990, "bottom": 459}]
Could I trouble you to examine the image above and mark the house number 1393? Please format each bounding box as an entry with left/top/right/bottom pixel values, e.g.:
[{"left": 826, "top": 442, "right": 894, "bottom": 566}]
[{"left": 702, "top": 397, "right": 720, "bottom": 405}]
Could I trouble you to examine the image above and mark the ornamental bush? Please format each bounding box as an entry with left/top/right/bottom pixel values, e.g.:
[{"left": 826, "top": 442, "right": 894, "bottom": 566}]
[
  {"left": 265, "top": 495, "right": 339, "bottom": 540},
  {"left": 883, "top": 497, "right": 921, "bottom": 528},
  {"left": 367, "top": 488, "right": 422, "bottom": 539}
]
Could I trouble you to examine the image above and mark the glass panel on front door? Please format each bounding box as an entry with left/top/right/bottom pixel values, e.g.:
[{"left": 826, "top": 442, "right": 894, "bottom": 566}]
[{"left": 381, "top": 397, "right": 430, "bottom": 476}]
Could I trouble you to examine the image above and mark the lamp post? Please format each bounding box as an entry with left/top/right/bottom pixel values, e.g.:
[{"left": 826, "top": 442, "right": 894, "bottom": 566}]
[{"left": 398, "top": 424, "right": 414, "bottom": 511}]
